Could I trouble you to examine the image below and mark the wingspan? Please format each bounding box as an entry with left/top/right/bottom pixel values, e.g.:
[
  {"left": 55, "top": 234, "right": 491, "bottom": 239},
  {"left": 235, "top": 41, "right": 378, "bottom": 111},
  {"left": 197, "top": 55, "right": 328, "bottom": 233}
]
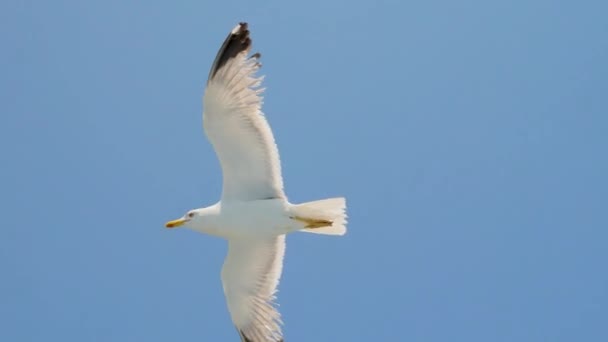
[
  {"left": 203, "top": 23, "right": 285, "bottom": 201},
  {"left": 221, "top": 235, "right": 286, "bottom": 342}
]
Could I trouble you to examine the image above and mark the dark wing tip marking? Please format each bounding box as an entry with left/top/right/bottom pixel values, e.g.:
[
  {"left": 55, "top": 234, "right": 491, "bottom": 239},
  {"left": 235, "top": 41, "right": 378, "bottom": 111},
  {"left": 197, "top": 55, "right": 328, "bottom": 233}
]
[
  {"left": 238, "top": 330, "right": 251, "bottom": 342},
  {"left": 238, "top": 329, "right": 283, "bottom": 342},
  {"left": 208, "top": 22, "right": 255, "bottom": 81}
]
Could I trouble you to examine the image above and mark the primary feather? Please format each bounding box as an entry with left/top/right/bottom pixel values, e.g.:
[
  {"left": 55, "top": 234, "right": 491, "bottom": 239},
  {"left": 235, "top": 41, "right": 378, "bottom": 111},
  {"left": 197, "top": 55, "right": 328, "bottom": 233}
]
[
  {"left": 222, "top": 236, "right": 285, "bottom": 342},
  {"left": 203, "top": 23, "right": 285, "bottom": 201}
]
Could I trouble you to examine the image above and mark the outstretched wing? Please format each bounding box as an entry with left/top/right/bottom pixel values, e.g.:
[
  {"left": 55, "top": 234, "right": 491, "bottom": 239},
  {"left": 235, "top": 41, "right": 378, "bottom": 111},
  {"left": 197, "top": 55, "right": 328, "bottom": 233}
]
[
  {"left": 203, "top": 23, "right": 285, "bottom": 201},
  {"left": 221, "top": 236, "right": 286, "bottom": 342}
]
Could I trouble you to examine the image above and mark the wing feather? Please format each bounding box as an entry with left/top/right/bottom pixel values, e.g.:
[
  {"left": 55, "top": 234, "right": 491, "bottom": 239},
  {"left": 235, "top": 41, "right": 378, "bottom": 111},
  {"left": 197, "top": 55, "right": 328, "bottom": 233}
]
[
  {"left": 203, "top": 23, "right": 285, "bottom": 201},
  {"left": 222, "top": 235, "right": 286, "bottom": 342}
]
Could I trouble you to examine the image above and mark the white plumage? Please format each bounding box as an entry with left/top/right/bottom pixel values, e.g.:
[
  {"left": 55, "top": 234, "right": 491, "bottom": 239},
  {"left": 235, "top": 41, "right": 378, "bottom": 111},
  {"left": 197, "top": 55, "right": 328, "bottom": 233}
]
[
  {"left": 222, "top": 236, "right": 285, "bottom": 342},
  {"left": 165, "top": 23, "right": 347, "bottom": 342},
  {"left": 203, "top": 45, "right": 284, "bottom": 201}
]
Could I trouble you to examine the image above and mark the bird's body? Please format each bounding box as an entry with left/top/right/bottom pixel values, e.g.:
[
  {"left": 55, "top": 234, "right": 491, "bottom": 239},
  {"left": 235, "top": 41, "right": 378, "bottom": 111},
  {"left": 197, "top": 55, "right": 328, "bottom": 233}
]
[
  {"left": 165, "top": 23, "right": 347, "bottom": 342},
  {"left": 187, "top": 199, "right": 314, "bottom": 238}
]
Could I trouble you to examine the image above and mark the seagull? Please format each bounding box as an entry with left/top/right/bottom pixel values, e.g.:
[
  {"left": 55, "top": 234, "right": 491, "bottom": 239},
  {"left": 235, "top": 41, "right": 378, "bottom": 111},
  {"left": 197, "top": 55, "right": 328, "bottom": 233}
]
[{"left": 165, "top": 23, "right": 347, "bottom": 342}]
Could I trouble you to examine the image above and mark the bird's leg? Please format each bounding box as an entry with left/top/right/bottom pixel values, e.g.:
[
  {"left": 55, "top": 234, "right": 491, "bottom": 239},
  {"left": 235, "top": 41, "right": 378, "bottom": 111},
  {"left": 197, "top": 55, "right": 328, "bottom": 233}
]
[{"left": 290, "top": 216, "right": 333, "bottom": 229}]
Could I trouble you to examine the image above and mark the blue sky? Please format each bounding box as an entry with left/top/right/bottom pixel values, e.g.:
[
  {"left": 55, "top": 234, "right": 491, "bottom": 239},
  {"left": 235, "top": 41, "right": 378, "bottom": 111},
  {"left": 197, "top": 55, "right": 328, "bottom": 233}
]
[{"left": 1, "top": 0, "right": 607, "bottom": 341}]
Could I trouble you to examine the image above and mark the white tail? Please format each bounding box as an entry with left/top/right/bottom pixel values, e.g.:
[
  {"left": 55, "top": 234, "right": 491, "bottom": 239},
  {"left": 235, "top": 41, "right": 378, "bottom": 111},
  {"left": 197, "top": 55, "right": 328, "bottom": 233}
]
[{"left": 291, "top": 197, "right": 347, "bottom": 236}]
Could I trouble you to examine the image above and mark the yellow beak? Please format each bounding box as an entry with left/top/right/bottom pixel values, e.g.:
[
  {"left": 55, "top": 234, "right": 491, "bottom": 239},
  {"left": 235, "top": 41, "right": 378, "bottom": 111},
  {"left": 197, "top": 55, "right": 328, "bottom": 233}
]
[{"left": 165, "top": 218, "right": 187, "bottom": 228}]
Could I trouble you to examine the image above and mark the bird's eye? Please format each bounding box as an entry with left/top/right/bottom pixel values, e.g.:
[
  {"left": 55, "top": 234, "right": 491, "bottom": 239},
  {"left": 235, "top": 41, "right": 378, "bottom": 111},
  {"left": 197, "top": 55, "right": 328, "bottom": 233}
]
[{"left": 187, "top": 212, "right": 195, "bottom": 218}]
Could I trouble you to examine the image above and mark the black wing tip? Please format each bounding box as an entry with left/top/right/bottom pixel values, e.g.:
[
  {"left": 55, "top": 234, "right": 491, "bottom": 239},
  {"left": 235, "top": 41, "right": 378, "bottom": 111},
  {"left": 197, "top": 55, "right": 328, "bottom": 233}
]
[
  {"left": 239, "top": 330, "right": 253, "bottom": 342},
  {"left": 239, "top": 330, "right": 250, "bottom": 342},
  {"left": 208, "top": 22, "right": 256, "bottom": 80},
  {"left": 238, "top": 329, "right": 283, "bottom": 342}
]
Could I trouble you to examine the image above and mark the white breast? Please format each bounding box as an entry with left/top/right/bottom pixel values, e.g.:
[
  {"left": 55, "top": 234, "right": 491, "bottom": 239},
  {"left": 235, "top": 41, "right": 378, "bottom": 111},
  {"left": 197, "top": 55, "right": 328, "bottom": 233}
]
[{"left": 213, "top": 199, "right": 293, "bottom": 238}]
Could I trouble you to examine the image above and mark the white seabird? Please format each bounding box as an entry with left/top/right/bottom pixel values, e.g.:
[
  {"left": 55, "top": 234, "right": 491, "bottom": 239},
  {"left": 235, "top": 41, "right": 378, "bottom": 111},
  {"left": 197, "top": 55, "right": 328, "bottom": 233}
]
[{"left": 165, "top": 22, "right": 347, "bottom": 342}]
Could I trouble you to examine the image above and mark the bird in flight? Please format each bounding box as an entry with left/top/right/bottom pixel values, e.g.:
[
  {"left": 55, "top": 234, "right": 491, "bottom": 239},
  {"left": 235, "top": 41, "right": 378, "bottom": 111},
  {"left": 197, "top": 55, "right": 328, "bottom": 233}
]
[{"left": 165, "top": 23, "right": 347, "bottom": 342}]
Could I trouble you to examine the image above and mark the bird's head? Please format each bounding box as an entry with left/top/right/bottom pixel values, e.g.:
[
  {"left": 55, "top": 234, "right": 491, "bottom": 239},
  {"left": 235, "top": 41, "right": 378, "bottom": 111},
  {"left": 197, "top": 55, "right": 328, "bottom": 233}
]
[{"left": 165, "top": 209, "right": 203, "bottom": 229}]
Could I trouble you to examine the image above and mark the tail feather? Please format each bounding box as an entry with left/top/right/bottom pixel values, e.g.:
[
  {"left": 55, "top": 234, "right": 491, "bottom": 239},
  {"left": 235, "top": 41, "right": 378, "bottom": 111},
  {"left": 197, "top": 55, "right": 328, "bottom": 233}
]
[{"left": 291, "top": 197, "right": 347, "bottom": 236}]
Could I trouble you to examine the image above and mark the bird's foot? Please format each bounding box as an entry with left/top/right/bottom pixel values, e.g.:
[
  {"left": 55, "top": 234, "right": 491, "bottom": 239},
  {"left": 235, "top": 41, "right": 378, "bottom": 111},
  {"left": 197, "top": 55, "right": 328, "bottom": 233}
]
[{"left": 291, "top": 216, "right": 333, "bottom": 229}]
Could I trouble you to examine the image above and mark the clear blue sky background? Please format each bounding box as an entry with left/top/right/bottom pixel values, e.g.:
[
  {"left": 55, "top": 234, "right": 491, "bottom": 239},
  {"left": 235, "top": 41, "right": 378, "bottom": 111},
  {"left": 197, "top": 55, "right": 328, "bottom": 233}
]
[{"left": 1, "top": 1, "right": 606, "bottom": 341}]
